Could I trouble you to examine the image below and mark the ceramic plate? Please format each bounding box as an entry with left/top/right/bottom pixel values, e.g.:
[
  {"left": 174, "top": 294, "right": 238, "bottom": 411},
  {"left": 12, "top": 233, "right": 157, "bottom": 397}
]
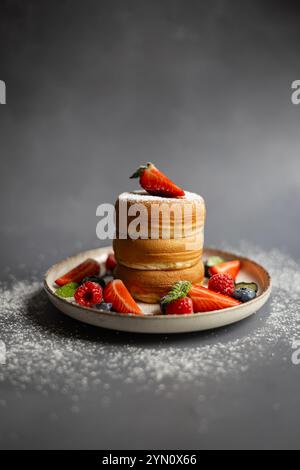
[{"left": 44, "top": 247, "right": 271, "bottom": 334}]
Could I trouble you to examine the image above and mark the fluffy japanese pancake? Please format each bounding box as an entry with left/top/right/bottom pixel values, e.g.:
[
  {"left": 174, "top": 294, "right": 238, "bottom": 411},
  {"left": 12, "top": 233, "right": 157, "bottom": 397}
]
[
  {"left": 115, "top": 191, "right": 205, "bottom": 261},
  {"left": 114, "top": 260, "right": 204, "bottom": 303},
  {"left": 113, "top": 190, "right": 206, "bottom": 302}
]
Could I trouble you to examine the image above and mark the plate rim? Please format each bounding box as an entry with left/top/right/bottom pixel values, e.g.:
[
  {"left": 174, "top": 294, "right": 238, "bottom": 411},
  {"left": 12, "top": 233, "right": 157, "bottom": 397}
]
[{"left": 44, "top": 246, "right": 272, "bottom": 320}]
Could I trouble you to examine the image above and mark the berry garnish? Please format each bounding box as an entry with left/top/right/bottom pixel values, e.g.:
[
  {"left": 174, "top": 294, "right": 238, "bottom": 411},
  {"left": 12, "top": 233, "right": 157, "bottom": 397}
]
[
  {"left": 55, "top": 259, "right": 100, "bottom": 286},
  {"left": 208, "top": 260, "right": 240, "bottom": 280},
  {"left": 74, "top": 281, "right": 103, "bottom": 307},
  {"left": 130, "top": 162, "right": 185, "bottom": 198},
  {"left": 105, "top": 254, "right": 117, "bottom": 273},
  {"left": 233, "top": 288, "right": 256, "bottom": 303},
  {"left": 235, "top": 282, "right": 258, "bottom": 293},
  {"left": 161, "top": 281, "right": 192, "bottom": 305},
  {"left": 55, "top": 282, "right": 79, "bottom": 298},
  {"left": 165, "top": 297, "right": 194, "bottom": 315},
  {"left": 188, "top": 285, "right": 241, "bottom": 312},
  {"left": 204, "top": 256, "right": 225, "bottom": 277},
  {"left": 95, "top": 302, "right": 113, "bottom": 311},
  {"left": 208, "top": 273, "right": 235, "bottom": 297},
  {"left": 103, "top": 280, "right": 142, "bottom": 315},
  {"left": 80, "top": 276, "right": 106, "bottom": 289}
]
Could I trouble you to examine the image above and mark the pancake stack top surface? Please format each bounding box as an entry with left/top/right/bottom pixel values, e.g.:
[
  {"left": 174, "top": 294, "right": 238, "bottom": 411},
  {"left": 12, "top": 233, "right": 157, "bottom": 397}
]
[{"left": 113, "top": 190, "right": 206, "bottom": 303}]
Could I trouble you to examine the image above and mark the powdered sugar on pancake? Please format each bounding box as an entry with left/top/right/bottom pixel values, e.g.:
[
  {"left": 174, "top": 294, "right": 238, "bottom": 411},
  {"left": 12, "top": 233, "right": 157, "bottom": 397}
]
[{"left": 118, "top": 190, "right": 204, "bottom": 204}]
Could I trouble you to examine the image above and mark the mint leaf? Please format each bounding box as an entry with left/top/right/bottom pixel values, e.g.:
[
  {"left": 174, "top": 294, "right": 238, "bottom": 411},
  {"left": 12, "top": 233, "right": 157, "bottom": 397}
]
[
  {"left": 206, "top": 256, "right": 225, "bottom": 267},
  {"left": 161, "top": 281, "right": 192, "bottom": 305},
  {"left": 55, "top": 282, "right": 79, "bottom": 298},
  {"left": 235, "top": 282, "right": 258, "bottom": 293}
]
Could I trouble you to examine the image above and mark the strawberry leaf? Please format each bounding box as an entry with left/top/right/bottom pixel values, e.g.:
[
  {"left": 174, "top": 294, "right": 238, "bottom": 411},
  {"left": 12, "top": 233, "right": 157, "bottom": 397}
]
[{"left": 130, "top": 164, "right": 149, "bottom": 179}]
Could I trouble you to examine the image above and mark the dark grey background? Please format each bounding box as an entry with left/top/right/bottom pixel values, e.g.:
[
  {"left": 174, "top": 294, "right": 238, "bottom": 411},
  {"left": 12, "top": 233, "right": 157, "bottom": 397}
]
[{"left": 0, "top": 0, "right": 300, "bottom": 449}]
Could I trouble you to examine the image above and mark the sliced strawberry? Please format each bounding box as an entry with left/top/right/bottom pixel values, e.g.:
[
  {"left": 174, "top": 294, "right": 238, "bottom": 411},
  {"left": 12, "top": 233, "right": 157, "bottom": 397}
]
[
  {"left": 55, "top": 258, "right": 100, "bottom": 286},
  {"left": 165, "top": 297, "right": 194, "bottom": 315},
  {"left": 208, "top": 260, "right": 240, "bottom": 280},
  {"left": 103, "top": 279, "right": 142, "bottom": 315},
  {"left": 130, "top": 162, "right": 185, "bottom": 198},
  {"left": 189, "top": 285, "right": 241, "bottom": 312},
  {"left": 105, "top": 253, "right": 117, "bottom": 273}
]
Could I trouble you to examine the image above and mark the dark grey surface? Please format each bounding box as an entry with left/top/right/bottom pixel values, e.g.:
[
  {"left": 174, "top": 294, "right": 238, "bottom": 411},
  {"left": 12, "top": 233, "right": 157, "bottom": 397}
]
[{"left": 0, "top": 0, "right": 300, "bottom": 449}]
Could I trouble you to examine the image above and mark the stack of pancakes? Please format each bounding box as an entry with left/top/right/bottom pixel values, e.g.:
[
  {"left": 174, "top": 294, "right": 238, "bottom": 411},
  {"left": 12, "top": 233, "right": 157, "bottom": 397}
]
[{"left": 113, "top": 190, "right": 206, "bottom": 303}]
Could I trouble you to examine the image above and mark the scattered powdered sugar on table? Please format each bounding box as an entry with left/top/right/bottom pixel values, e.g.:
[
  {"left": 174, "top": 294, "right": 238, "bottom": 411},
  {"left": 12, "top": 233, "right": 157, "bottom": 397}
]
[{"left": 0, "top": 243, "right": 299, "bottom": 398}]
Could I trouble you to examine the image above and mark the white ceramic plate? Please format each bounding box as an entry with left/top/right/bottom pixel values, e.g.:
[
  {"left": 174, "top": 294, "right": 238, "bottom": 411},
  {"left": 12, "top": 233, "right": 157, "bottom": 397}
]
[{"left": 44, "top": 247, "right": 271, "bottom": 334}]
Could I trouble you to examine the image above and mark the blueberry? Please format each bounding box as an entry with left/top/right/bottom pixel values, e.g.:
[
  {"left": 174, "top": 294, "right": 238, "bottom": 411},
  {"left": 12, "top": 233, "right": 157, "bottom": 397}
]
[
  {"left": 95, "top": 302, "right": 113, "bottom": 311},
  {"left": 233, "top": 288, "right": 256, "bottom": 303},
  {"left": 80, "top": 276, "right": 106, "bottom": 289}
]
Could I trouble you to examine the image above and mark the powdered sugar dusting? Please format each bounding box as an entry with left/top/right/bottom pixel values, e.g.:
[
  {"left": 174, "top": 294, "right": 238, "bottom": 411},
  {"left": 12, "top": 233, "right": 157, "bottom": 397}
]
[
  {"left": 0, "top": 243, "right": 299, "bottom": 397},
  {"left": 119, "top": 190, "right": 204, "bottom": 203}
]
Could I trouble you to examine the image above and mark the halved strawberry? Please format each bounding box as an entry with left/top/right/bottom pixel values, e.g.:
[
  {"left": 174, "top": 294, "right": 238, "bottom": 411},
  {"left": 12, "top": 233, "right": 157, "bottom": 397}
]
[
  {"left": 130, "top": 162, "right": 185, "bottom": 198},
  {"left": 105, "top": 253, "right": 117, "bottom": 273},
  {"left": 103, "top": 280, "right": 142, "bottom": 315},
  {"left": 188, "top": 285, "right": 241, "bottom": 312},
  {"left": 208, "top": 260, "right": 240, "bottom": 280},
  {"left": 55, "top": 258, "right": 100, "bottom": 286}
]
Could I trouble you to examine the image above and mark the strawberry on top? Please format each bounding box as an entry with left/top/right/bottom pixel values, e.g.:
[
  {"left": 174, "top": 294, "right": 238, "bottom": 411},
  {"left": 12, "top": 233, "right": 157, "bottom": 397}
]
[{"left": 130, "top": 162, "right": 185, "bottom": 198}]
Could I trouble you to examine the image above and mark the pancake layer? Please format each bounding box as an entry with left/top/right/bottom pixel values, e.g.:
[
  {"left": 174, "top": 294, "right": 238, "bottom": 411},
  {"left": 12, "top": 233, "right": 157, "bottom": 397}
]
[{"left": 114, "top": 260, "right": 204, "bottom": 303}]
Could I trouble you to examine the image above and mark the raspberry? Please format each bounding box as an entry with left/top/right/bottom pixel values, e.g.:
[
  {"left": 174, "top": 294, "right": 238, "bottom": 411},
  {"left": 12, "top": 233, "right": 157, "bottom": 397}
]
[
  {"left": 74, "top": 281, "right": 103, "bottom": 307},
  {"left": 208, "top": 273, "right": 235, "bottom": 297}
]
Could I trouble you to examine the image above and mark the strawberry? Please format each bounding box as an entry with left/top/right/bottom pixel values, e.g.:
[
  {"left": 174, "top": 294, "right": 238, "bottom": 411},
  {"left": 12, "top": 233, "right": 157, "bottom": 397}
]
[
  {"left": 55, "top": 258, "right": 100, "bottom": 286},
  {"left": 189, "top": 285, "right": 241, "bottom": 312},
  {"left": 105, "top": 253, "right": 117, "bottom": 273},
  {"left": 208, "top": 260, "right": 240, "bottom": 280},
  {"left": 165, "top": 297, "right": 194, "bottom": 315},
  {"left": 160, "top": 280, "right": 192, "bottom": 313},
  {"left": 104, "top": 279, "right": 142, "bottom": 315},
  {"left": 130, "top": 162, "right": 185, "bottom": 198},
  {"left": 208, "top": 273, "right": 235, "bottom": 297}
]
